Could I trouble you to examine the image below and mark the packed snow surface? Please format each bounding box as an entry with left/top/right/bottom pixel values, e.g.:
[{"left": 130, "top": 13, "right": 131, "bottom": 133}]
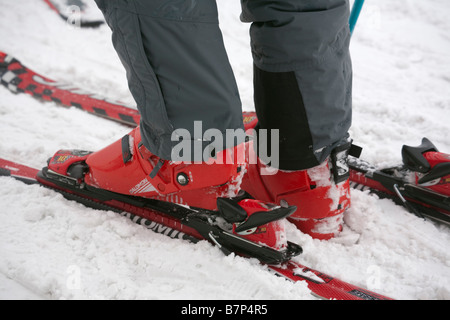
[{"left": 0, "top": 0, "right": 449, "bottom": 300}]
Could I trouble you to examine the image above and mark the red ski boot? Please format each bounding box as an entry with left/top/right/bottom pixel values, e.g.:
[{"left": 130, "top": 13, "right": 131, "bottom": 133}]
[
  {"left": 242, "top": 142, "right": 352, "bottom": 240},
  {"left": 46, "top": 126, "right": 246, "bottom": 210},
  {"left": 43, "top": 126, "right": 302, "bottom": 258}
]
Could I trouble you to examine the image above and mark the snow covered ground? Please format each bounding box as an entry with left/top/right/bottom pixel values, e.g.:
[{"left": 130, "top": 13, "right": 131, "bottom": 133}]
[{"left": 0, "top": 0, "right": 449, "bottom": 300}]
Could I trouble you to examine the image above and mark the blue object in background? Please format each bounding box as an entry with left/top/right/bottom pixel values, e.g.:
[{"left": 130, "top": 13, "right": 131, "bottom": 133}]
[{"left": 349, "top": 0, "right": 365, "bottom": 35}]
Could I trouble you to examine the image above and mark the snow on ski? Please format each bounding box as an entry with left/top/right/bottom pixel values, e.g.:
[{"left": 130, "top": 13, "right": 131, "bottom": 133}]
[{"left": 0, "top": 158, "right": 392, "bottom": 300}]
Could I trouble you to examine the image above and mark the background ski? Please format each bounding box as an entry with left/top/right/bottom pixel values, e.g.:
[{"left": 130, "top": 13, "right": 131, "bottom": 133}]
[
  {"left": 0, "top": 157, "right": 392, "bottom": 300},
  {"left": 349, "top": 157, "right": 450, "bottom": 226},
  {"left": 0, "top": 51, "right": 257, "bottom": 129},
  {"left": 0, "top": 51, "right": 140, "bottom": 126},
  {"left": 43, "top": 0, "right": 104, "bottom": 28}
]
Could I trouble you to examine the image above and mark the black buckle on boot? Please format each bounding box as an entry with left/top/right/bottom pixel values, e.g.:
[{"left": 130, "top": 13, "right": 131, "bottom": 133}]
[
  {"left": 121, "top": 135, "right": 133, "bottom": 164},
  {"left": 331, "top": 142, "right": 361, "bottom": 184}
]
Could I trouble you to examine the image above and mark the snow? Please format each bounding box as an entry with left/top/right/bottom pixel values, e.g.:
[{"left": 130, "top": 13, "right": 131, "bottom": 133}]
[{"left": 0, "top": 0, "right": 449, "bottom": 300}]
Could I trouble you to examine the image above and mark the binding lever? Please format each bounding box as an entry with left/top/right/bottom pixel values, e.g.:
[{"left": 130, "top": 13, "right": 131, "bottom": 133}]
[{"left": 401, "top": 138, "right": 438, "bottom": 173}]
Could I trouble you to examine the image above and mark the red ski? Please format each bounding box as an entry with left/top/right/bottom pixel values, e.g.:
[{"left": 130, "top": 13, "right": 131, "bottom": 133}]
[
  {"left": 349, "top": 138, "right": 450, "bottom": 226},
  {"left": 0, "top": 51, "right": 258, "bottom": 130},
  {"left": 0, "top": 51, "right": 257, "bottom": 128},
  {"left": 0, "top": 157, "right": 392, "bottom": 300},
  {"left": 42, "top": 0, "right": 104, "bottom": 28},
  {"left": 0, "top": 51, "right": 140, "bottom": 126}
]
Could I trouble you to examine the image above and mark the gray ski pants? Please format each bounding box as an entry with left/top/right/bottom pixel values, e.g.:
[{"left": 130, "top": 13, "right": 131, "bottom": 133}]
[{"left": 94, "top": 0, "right": 352, "bottom": 170}]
